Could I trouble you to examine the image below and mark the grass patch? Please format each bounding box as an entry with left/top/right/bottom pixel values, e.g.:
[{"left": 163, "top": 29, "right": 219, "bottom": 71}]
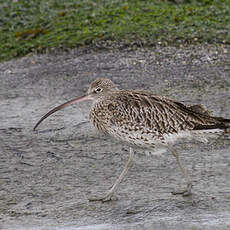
[{"left": 0, "top": 0, "right": 230, "bottom": 61}]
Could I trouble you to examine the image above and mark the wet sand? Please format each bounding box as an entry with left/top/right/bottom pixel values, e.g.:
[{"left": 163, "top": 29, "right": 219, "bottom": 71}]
[{"left": 0, "top": 45, "right": 230, "bottom": 229}]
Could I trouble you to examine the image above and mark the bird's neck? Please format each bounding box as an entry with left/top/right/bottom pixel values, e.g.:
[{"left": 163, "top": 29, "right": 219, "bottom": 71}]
[{"left": 91, "top": 96, "right": 107, "bottom": 107}]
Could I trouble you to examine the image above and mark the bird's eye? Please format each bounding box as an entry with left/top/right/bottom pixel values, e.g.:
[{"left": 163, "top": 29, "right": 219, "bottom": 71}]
[{"left": 95, "top": 88, "right": 102, "bottom": 93}]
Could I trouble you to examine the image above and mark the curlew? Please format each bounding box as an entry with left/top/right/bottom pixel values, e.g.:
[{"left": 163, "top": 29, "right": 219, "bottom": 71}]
[{"left": 34, "top": 78, "right": 230, "bottom": 202}]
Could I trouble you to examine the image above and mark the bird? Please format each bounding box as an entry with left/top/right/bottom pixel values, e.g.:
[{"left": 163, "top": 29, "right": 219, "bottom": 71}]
[{"left": 33, "top": 78, "right": 230, "bottom": 202}]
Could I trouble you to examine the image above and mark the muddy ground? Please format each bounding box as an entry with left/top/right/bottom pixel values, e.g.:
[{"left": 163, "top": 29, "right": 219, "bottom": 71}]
[{"left": 0, "top": 45, "right": 230, "bottom": 230}]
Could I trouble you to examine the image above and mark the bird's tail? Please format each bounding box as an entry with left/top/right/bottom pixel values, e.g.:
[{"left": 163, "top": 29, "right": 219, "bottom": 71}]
[
  {"left": 173, "top": 101, "right": 230, "bottom": 133},
  {"left": 213, "top": 116, "right": 230, "bottom": 133},
  {"left": 193, "top": 116, "right": 230, "bottom": 133}
]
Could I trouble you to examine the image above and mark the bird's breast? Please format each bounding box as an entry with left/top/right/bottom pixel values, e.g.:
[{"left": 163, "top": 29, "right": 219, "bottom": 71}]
[{"left": 89, "top": 101, "right": 113, "bottom": 133}]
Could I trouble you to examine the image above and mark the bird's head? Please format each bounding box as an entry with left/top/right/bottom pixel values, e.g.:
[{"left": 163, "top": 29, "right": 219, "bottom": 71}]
[
  {"left": 87, "top": 78, "right": 118, "bottom": 100},
  {"left": 33, "top": 78, "right": 118, "bottom": 130}
]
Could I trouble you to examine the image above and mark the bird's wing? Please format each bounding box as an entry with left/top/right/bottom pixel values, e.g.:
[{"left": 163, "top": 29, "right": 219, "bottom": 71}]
[{"left": 107, "top": 90, "right": 229, "bottom": 135}]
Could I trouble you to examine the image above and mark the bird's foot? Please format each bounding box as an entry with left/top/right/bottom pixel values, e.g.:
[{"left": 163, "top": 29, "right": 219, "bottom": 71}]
[
  {"left": 88, "top": 193, "right": 118, "bottom": 202},
  {"left": 172, "top": 183, "right": 192, "bottom": 197}
]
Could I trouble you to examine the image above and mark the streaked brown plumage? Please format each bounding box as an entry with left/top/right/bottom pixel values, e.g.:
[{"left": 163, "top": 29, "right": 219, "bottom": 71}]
[{"left": 34, "top": 78, "right": 230, "bottom": 202}]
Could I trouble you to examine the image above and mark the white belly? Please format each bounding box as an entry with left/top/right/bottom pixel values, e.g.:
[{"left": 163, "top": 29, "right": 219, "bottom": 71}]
[{"left": 107, "top": 126, "right": 224, "bottom": 150}]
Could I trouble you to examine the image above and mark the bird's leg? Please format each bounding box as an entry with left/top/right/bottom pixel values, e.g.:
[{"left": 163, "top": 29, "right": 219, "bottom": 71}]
[
  {"left": 89, "top": 147, "right": 134, "bottom": 202},
  {"left": 169, "top": 148, "right": 192, "bottom": 196}
]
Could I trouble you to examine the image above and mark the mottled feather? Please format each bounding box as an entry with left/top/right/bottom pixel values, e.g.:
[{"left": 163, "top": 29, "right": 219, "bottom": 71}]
[{"left": 89, "top": 84, "right": 230, "bottom": 148}]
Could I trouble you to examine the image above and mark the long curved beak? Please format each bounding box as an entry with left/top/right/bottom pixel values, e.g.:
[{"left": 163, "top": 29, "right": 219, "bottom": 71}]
[{"left": 33, "top": 94, "right": 90, "bottom": 131}]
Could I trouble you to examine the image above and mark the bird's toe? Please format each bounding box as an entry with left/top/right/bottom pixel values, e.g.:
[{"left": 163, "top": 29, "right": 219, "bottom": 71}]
[{"left": 88, "top": 193, "right": 117, "bottom": 202}]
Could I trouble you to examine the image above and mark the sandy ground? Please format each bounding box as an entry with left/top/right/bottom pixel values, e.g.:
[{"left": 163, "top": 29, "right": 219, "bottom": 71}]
[{"left": 0, "top": 45, "right": 230, "bottom": 230}]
